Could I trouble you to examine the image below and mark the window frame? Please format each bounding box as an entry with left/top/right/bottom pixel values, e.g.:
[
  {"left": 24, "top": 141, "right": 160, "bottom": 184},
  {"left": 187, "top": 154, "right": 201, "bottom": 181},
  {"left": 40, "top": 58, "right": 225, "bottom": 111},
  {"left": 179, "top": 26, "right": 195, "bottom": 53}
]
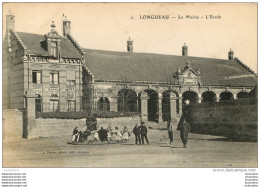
[
  {"left": 32, "top": 70, "right": 42, "bottom": 84},
  {"left": 50, "top": 71, "right": 59, "bottom": 85},
  {"left": 50, "top": 41, "right": 58, "bottom": 58},
  {"left": 50, "top": 99, "right": 59, "bottom": 112},
  {"left": 67, "top": 100, "right": 76, "bottom": 112}
]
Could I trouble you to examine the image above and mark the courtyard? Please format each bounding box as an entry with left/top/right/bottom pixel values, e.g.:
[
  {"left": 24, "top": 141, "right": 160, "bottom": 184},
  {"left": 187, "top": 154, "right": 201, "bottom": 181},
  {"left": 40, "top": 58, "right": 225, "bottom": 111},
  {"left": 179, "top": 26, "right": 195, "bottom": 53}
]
[{"left": 3, "top": 128, "right": 257, "bottom": 168}]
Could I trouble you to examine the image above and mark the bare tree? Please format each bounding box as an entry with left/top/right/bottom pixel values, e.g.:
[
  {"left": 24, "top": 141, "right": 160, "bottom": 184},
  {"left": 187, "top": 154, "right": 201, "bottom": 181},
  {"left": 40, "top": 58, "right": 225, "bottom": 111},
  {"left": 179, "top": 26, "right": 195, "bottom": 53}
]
[{"left": 117, "top": 76, "right": 137, "bottom": 113}]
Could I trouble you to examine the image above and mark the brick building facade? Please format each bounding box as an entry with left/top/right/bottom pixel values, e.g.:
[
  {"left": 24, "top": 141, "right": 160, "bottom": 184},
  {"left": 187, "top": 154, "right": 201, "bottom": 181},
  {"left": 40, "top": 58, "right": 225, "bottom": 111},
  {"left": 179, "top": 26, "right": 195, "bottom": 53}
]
[{"left": 3, "top": 11, "right": 257, "bottom": 123}]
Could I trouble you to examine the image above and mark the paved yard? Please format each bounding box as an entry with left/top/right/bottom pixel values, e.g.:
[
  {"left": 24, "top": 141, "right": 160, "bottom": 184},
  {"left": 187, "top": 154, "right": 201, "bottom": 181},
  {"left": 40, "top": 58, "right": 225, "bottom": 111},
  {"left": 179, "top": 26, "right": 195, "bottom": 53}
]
[{"left": 3, "top": 128, "right": 257, "bottom": 168}]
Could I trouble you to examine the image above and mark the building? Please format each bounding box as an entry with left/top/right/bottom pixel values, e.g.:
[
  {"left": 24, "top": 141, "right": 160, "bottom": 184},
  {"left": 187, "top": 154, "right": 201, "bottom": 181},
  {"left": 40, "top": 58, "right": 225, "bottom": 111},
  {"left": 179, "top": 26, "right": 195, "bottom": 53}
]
[
  {"left": 3, "top": 12, "right": 87, "bottom": 113},
  {"left": 3, "top": 11, "right": 257, "bottom": 123}
]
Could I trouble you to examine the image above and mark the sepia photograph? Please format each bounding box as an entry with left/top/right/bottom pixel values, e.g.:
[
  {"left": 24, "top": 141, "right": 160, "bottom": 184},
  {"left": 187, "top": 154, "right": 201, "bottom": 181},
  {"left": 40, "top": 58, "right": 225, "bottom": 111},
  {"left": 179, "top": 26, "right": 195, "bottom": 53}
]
[{"left": 2, "top": 2, "right": 257, "bottom": 171}]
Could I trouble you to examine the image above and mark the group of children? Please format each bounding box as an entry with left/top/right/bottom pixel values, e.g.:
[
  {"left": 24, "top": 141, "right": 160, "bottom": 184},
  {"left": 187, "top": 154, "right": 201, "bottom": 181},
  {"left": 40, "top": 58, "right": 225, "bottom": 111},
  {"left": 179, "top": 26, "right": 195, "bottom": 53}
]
[{"left": 71, "top": 124, "right": 131, "bottom": 145}]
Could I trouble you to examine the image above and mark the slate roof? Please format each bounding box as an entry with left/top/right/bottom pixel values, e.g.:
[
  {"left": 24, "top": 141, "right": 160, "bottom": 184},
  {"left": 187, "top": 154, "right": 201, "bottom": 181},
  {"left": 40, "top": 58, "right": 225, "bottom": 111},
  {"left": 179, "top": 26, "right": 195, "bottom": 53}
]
[
  {"left": 84, "top": 49, "right": 257, "bottom": 87},
  {"left": 14, "top": 31, "right": 257, "bottom": 87},
  {"left": 15, "top": 32, "right": 83, "bottom": 59}
]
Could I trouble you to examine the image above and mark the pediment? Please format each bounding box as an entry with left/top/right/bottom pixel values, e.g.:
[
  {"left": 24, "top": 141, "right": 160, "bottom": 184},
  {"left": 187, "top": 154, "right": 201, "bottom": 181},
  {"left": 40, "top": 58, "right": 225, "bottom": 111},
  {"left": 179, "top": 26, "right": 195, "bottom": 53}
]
[
  {"left": 181, "top": 67, "right": 199, "bottom": 77},
  {"left": 178, "top": 68, "right": 200, "bottom": 85},
  {"left": 46, "top": 30, "right": 62, "bottom": 39},
  {"left": 182, "top": 69, "right": 197, "bottom": 78},
  {"left": 65, "top": 66, "right": 77, "bottom": 70},
  {"left": 49, "top": 65, "right": 60, "bottom": 70},
  {"left": 31, "top": 64, "right": 43, "bottom": 70}
]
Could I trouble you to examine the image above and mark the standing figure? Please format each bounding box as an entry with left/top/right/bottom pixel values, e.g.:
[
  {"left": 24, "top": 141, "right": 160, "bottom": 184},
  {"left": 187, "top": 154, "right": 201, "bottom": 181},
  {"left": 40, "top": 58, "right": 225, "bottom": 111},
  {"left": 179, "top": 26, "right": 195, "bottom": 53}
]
[
  {"left": 167, "top": 121, "right": 174, "bottom": 145},
  {"left": 133, "top": 124, "right": 141, "bottom": 145},
  {"left": 180, "top": 118, "right": 190, "bottom": 148},
  {"left": 122, "top": 126, "right": 129, "bottom": 142},
  {"left": 107, "top": 124, "right": 113, "bottom": 141},
  {"left": 98, "top": 127, "right": 109, "bottom": 144},
  {"left": 140, "top": 122, "right": 149, "bottom": 145}
]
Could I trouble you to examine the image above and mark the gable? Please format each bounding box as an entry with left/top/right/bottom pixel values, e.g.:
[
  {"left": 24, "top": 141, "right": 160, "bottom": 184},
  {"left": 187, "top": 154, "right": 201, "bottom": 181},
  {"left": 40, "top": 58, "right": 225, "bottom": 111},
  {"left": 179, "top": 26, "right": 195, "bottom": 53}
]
[{"left": 15, "top": 32, "right": 83, "bottom": 59}]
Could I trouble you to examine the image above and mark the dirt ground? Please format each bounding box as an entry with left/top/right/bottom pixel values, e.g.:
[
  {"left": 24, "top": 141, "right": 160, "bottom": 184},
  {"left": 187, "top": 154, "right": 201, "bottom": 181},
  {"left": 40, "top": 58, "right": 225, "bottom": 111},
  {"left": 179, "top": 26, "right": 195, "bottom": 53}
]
[{"left": 3, "top": 128, "right": 257, "bottom": 168}]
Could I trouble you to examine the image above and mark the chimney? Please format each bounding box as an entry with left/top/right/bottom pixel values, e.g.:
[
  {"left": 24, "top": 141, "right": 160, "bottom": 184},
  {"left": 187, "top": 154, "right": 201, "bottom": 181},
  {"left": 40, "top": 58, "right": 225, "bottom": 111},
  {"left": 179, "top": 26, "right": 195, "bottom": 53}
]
[
  {"left": 228, "top": 48, "right": 234, "bottom": 60},
  {"left": 127, "top": 37, "right": 133, "bottom": 52},
  {"left": 63, "top": 15, "right": 71, "bottom": 37},
  {"left": 182, "top": 43, "right": 188, "bottom": 56},
  {"left": 6, "top": 10, "right": 15, "bottom": 48}
]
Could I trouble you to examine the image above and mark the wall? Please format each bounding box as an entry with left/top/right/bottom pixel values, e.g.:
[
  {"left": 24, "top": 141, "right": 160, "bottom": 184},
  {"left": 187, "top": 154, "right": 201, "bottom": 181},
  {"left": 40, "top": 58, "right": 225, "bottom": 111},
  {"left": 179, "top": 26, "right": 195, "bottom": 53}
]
[
  {"left": 29, "top": 118, "right": 86, "bottom": 138},
  {"left": 3, "top": 109, "right": 24, "bottom": 140},
  {"left": 185, "top": 97, "right": 257, "bottom": 141},
  {"left": 5, "top": 32, "right": 25, "bottom": 110},
  {"left": 27, "top": 59, "right": 82, "bottom": 112}
]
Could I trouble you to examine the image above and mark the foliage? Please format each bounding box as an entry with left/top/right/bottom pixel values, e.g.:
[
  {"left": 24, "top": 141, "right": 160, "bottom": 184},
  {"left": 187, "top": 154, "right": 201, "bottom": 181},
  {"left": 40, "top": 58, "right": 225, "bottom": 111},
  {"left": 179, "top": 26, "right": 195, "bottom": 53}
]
[{"left": 36, "top": 110, "right": 140, "bottom": 119}]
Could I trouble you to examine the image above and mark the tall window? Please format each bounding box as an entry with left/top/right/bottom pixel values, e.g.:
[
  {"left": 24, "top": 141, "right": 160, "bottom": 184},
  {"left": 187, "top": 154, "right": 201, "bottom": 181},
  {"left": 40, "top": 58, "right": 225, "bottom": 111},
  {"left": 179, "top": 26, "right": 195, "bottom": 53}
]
[
  {"left": 50, "top": 71, "right": 59, "bottom": 85},
  {"left": 35, "top": 99, "right": 42, "bottom": 113},
  {"left": 67, "top": 100, "right": 75, "bottom": 112},
  {"left": 32, "top": 71, "right": 41, "bottom": 84},
  {"left": 50, "top": 100, "right": 59, "bottom": 112},
  {"left": 67, "top": 71, "right": 75, "bottom": 85},
  {"left": 50, "top": 42, "right": 57, "bottom": 57}
]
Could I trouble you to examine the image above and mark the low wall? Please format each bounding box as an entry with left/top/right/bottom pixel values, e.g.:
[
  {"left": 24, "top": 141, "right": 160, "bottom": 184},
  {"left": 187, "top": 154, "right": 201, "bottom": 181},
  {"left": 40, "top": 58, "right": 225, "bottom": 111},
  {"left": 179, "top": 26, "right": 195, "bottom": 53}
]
[
  {"left": 185, "top": 97, "right": 257, "bottom": 141},
  {"left": 97, "top": 116, "right": 141, "bottom": 131},
  {"left": 3, "top": 109, "right": 24, "bottom": 140},
  {"left": 29, "top": 118, "right": 86, "bottom": 138}
]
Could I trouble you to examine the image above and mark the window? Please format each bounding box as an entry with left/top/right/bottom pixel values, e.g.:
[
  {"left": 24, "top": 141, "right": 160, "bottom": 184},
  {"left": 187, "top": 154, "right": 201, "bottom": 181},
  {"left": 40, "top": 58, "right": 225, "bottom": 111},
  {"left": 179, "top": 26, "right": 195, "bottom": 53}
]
[
  {"left": 35, "top": 99, "right": 42, "bottom": 113},
  {"left": 67, "top": 71, "right": 75, "bottom": 85},
  {"left": 67, "top": 80, "right": 75, "bottom": 85},
  {"left": 50, "top": 71, "right": 59, "bottom": 85},
  {"left": 32, "top": 71, "right": 41, "bottom": 84},
  {"left": 50, "top": 42, "right": 57, "bottom": 57},
  {"left": 50, "top": 100, "right": 59, "bottom": 112},
  {"left": 67, "top": 100, "right": 76, "bottom": 112}
]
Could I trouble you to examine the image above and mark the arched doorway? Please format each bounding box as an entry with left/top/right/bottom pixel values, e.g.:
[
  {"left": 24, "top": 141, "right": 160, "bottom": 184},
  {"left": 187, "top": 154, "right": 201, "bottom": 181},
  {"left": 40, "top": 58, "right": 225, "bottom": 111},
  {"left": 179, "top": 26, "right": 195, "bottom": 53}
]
[
  {"left": 117, "top": 89, "right": 137, "bottom": 112},
  {"left": 237, "top": 91, "right": 249, "bottom": 99},
  {"left": 202, "top": 91, "right": 217, "bottom": 103},
  {"left": 143, "top": 89, "right": 158, "bottom": 122},
  {"left": 182, "top": 91, "right": 198, "bottom": 112},
  {"left": 98, "top": 97, "right": 110, "bottom": 111},
  {"left": 219, "top": 91, "right": 234, "bottom": 101},
  {"left": 162, "top": 91, "right": 179, "bottom": 122}
]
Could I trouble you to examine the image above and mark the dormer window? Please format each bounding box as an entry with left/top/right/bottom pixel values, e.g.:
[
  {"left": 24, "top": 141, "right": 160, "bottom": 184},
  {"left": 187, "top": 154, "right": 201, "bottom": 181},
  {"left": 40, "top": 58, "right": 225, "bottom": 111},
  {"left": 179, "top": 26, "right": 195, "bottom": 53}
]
[
  {"left": 50, "top": 41, "right": 58, "bottom": 57},
  {"left": 45, "top": 21, "right": 62, "bottom": 57}
]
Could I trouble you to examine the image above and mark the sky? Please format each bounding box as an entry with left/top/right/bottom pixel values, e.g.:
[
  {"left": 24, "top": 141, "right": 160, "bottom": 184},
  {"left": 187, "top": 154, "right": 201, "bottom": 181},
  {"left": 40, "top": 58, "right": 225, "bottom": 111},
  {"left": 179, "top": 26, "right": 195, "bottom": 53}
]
[{"left": 2, "top": 3, "right": 257, "bottom": 72}]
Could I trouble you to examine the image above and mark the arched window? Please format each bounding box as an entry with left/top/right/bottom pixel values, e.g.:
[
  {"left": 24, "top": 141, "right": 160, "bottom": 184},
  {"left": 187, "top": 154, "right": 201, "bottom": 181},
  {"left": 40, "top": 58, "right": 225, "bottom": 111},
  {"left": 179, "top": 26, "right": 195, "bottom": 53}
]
[{"left": 98, "top": 97, "right": 110, "bottom": 111}]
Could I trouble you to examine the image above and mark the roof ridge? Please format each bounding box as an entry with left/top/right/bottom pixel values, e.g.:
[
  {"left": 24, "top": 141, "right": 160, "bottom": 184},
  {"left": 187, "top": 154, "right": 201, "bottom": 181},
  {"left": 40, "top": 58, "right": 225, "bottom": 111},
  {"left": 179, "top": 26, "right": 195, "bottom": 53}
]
[
  {"left": 16, "top": 31, "right": 44, "bottom": 36},
  {"left": 83, "top": 48, "right": 231, "bottom": 62}
]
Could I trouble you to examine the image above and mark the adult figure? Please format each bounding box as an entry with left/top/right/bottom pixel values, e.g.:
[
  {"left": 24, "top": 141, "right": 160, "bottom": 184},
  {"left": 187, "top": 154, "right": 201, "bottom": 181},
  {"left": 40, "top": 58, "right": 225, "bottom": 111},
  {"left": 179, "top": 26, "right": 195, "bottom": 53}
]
[
  {"left": 98, "top": 127, "right": 109, "bottom": 144},
  {"left": 133, "top": 124, "right": 141, "bottom": 145},
  {"left": 140, "top": 122, "right": 149, "bottom": 145},
  {"left": 179, "top": 117, "right": 190, "bottom": 148},
  {"left": 167, "top": 121, "right": 174, "bottom": 145}
]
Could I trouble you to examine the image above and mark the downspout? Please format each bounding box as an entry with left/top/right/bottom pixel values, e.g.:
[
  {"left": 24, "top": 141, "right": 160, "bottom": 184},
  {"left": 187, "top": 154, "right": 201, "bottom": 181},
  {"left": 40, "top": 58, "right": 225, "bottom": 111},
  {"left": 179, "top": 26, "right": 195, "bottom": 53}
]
[
  {"left": 28, "top": 54, "right": 30, "bottom": 90},
  {"left": 79, "top": 59, "right": 82, "bottom": 111}
]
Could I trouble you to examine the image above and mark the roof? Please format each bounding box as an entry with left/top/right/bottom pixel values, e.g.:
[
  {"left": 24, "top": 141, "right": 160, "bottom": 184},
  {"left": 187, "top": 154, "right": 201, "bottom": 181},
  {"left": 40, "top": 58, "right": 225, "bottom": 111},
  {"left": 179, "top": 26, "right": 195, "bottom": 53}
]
[
  {"left": 15, "top": 32, "right": 83, "bottom": 59},
  {"left": 84, "top": 49, "right": 257, "bottom": 87}
]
